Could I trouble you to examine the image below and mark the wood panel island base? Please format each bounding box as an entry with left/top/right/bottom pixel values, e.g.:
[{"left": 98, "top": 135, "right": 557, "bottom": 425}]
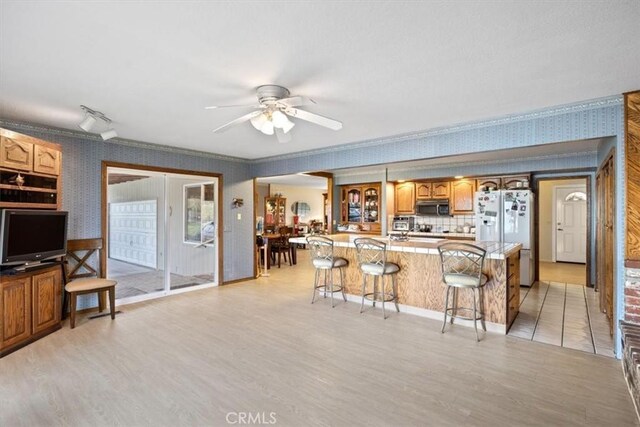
[{"left": 292, "top": 235, "right": 522, "bottom": 334}]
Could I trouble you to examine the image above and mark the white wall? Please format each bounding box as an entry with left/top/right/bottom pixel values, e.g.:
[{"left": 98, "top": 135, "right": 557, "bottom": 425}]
[
  {"left": 167, "top": 176, "right": 216, "bottom": 278},
  {"left": 269, "top": 184, "right": 326, "bottom": 226},
  {"left": 539, "top": 178, "right": 586, "bottom": 262},
  {"left": 107, "top": 176, "right": 165, "bottom": 268}
]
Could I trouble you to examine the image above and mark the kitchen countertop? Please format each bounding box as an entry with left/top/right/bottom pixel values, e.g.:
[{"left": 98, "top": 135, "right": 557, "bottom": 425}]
[{"left": 290, "top": 234, "right": 521, "bottom": 260}]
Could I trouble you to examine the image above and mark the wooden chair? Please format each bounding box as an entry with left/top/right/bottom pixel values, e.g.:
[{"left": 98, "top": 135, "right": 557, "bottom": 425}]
[
  {"left": 270, "top": 227, "right": 293, "bottom": 268},
  {"left": 64, "top": 238, "right": 117, "bottom": 329}
]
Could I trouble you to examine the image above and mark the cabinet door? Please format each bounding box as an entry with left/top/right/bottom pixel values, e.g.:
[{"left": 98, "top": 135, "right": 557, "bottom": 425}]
[
  {"left": 451, "top": 180, "right": 476, "bottom": 214},
  {"left": 476, "top": 177, "right": 502, "bottom": 191},
  {"left": 32, "top": 269, "right": 62, "bottom": 334},
  {"left": 347, "top": 187, "right": 362, "bottom": 222},
  {"left": 432, "top": 182, "right": 450, "bottom": 199},
  {"left": 0, "top": 136, "right": 33, "bottom": 172},
  {"left": 33, "top": 145, "right": 61, "bottom": 176},
  {"left": 363, "top": 186, "right": 380, "bottom": 223},
  {"left": 416, "top": 183, "right": 432, "bottom": 199},
  {"left": 502, "top": 174, "right": 530, "bottom": 190},
  {"left": 395, "top": 183, "right": 415, "bottom": 214},
  {"left": 1, "top": 277, "right": 32, "bottom": 349}
]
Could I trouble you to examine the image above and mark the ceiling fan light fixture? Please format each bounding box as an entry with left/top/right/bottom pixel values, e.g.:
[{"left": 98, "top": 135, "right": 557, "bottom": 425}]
[
  {"left": 281, "top": 119, "right": 295, "bottom": 134},
  {"left": 250, "top": 113, "right": 268, "bottom": 131},
  {"left": 261, "top": 120, "right": 274, "bottom": 135},
  {"left": 271, "top": 110, "right": 288, "bottom": 128}
]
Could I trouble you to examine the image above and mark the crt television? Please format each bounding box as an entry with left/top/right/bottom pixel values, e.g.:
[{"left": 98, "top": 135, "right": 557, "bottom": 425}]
[{"left": 0, "top": 209, "right": 68, "bottom": 266}]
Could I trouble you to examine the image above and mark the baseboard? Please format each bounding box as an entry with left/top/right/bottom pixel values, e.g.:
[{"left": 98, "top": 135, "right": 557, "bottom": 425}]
[
  {"left": 324, "top": 291, "right": 507, "bottom": 334},
  {"left": 223, "top": 276, "right": 254, "bottom": 285}
]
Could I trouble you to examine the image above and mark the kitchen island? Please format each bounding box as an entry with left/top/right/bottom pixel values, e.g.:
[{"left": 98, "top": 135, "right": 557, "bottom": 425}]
[{"left": 290, "top": 234, "right": 522, "bottom": 333}]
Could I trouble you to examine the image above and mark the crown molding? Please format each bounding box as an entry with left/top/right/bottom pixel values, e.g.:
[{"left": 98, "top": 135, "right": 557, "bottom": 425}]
[
  {"left": 0, "top": 119, "right": 249, "bottom": 163},
  {"left": 250, "top": 95, "right": 622, "bottom": 164}
]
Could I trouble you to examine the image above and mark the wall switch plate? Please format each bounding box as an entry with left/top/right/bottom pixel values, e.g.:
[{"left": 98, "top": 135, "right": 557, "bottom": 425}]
[{"left": 237, "top": 213, "right": 242, "bottom": 220}]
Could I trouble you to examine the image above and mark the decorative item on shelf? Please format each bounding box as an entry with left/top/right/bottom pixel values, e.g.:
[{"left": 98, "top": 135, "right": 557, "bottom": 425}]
[
  {"left": 389, "top": 231, "right": 409, "bottom": 242},
  {"left": 9, "top": 173, "right": 25, "bottom": 190},
  {"left": 337, "top": 223, "right": 348, "bottom": 232},
  {"left": 232, "top": 198, "right": 244, "bottom": 208}
]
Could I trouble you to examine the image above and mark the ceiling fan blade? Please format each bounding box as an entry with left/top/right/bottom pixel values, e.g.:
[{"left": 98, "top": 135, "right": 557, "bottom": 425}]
[
  {"left": 212, "top": 110, "right": 262, "bottom": 133},
  {"left": 205, "top": 104, "right": 261, "bottom": 110},
  {"left": 285, "top": 107, "right": 342, "bottom": 131},
  {"left": 277, "top": 96, "right": 316, "bottom": 108},
  {"left": 275, "top": 128, "right": 292, "bottom": 143}
]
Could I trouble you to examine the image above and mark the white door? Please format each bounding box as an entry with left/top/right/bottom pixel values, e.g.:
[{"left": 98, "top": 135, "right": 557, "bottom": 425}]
[{"left": 555, "top": 186, "right": 587, "bottom": 263}]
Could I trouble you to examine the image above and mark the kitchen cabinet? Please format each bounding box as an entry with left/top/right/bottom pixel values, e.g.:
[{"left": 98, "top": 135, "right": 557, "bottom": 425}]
[
  {"left": 506, "top": 251, "right": 520, "bottom": 330},
  {"left": 341, "top": 183, "right": 381, "bottom": 232},
  {"left": 265, "top": 197, "right": 286, "bottom": 228},
  {"left": 451, "top": 179, "right": 476, "bottom": 214},
  {"left": 0, "top": 128, "right": 62, "bottom": 210},
  {"left": 395, "top": 182, "right": 415, "bottom": 214},
  {"left": 476, "top": 177, "right": 502, "bottom": 191},
  {"left": 416, "top": 183, "right": 431, "bottom": 199},
  {"left": 1, "top": 264, "right": 62, "bottom": 357},
  {"left": 431, "top": 181, "right": 450, "bottom": 198},
  {"left": 502, "top": 174, "right": 530, "bottom": 190},
  {"left": 415, "top": 181, "right": 449, "bottom": 200}
]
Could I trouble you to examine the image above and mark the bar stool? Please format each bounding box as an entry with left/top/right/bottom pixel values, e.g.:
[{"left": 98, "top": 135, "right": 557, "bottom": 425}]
[
  {"left": 306, "top": 235, "right": 348, "bottom": 308},
  {"left": 437, "top": 242, "right": 488, "bottom": 341},
  {"left": 354, "top": 238, "right": 400, "bottom": 319}
]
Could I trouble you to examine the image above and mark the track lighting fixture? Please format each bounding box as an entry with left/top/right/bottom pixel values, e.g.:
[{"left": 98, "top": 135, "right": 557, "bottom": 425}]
[{"left": 78, "top": 105, "right": 118, "bottom": 140}]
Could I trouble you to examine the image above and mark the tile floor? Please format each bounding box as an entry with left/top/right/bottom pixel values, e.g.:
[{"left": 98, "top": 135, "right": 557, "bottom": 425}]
[
  {"left": 508, "top": 281, "right": 614, "bottom": 357},
  {"left": 107, "top": 258, "right": 215, "bottom": 299}
]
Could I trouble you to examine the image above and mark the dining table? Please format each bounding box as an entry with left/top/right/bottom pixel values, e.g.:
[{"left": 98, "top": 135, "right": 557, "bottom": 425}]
[{"left": 259, "top": 233, "right": 298, "bottom": 269}]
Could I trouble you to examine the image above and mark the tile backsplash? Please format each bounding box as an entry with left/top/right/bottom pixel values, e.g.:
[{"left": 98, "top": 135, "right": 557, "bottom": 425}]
[{"left": 414, "top": 215, "right": 475, "bottom": 233}]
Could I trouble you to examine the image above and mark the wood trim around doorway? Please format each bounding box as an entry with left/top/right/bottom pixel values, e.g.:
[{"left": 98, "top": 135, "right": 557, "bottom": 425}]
[
  {"left": 101, "top": 161, "right": 224, "bottom": 284},
  {"left": 533, "top": 174, "right": 592, "bottom": 287}
]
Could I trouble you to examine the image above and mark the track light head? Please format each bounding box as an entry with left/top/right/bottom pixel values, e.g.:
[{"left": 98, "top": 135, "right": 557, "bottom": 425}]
[
  {"left": 78, "top": 115, "right": 97, "bottom": 132},
  {"left": 100, "top": 129, "right": 118, "bottom": 141}
]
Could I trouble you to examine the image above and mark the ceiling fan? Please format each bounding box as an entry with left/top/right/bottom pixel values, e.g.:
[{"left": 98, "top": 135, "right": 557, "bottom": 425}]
[{"left": 205, "top": 85, "right": 342, "bottom": 143}]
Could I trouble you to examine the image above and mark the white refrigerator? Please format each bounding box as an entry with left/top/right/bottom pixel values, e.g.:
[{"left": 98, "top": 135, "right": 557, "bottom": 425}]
[{"left": 474, "top": 190, "right": 535, "bottom": 287}]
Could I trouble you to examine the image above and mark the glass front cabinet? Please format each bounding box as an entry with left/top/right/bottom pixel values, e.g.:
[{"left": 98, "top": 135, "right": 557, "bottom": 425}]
[
  {"left": 264, "top": 196, "right": 286, "bottom": 229},
  {"left": 340, "top": 183, "right": 381, "bottom": 233}
]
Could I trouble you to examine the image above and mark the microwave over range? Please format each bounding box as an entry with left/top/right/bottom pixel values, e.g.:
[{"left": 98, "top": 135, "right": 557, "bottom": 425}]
[{"left": 415, "top": 200, "right": 450, "bottom": 216}]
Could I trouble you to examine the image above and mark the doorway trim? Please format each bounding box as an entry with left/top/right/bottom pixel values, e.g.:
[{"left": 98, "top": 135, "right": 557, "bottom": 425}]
[
  {"left": 534, "top": 174, "right": 592, "bottom": 287},
  {"left": 101, "top": 161, "right": 224, "bottom": 285}
]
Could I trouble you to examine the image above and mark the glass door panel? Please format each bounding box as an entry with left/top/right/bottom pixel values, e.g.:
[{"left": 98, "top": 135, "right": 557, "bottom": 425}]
[
  {"left": 363, "top": 187, "right": 379, "bottom": 223},
  {"left": 347, "top": 188, "right": 361, "bottom": 222}
]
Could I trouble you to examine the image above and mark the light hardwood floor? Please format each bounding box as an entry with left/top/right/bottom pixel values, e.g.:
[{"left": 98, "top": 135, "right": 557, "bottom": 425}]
[
  {"left": 539, "top": 261, "right": 586, "bottom": 285},
  {"left": 0, "top": 251, "right": 636, "bottom": 426}
]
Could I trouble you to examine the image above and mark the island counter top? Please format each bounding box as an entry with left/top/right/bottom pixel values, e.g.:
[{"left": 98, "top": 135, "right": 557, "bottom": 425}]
[
  {"left": 290, "top": 234, "right": 521, "bottom": 260},
  {"left": 289, "top": 234, "right": 523, "bottom": 333}
]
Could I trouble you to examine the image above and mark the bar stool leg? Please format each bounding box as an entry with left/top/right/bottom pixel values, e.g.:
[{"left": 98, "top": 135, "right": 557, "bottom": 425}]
[
  {"left": 311, "top": 269, "right": 319, "bottom": 304},
  {"left": 442, "top": 285, "right": 451, "bottom": 333},
  {"left": 480, "top": 287, "right": 487, "bottom": 331},
  {"left": 340, "top": 267, "right": 347, "bottom": 302},
  {"left": 372, "top": 276, "right": 377, "bottom": 308},
  {"left": 323, "top": 270, "right": 327, "bottom": 298},
  {"left": 473, "top": 287, "right": 479, "bottom": 342},
  {"left": 392, "top": 274, "right": 400, "bottom": 312},
  {"left": 451, "top": 288, "right": 457, "bottom": 324},
  {"left": 381, "top": 275, "right": 387, "bottom": 319},
  {"left": 330, "top": 269, "right": 335, "bottom": 308},
  {"left": 360, "top": 274, "right": 367, "bottom": 313}
]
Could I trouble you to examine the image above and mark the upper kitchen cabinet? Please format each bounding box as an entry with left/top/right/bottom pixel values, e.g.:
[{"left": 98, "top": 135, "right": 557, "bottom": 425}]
[
  {"left": 0, "top": 135, "right": 33, "bottom": 172},
  {"left": 394, "top": 182, "right": 415, "bottom": 214},
  {"left": 341, "top": 183, "right": 381, "bottom": 232},
  {"left": 33, "top": 145, "right": 61, "bottom": 176},
  {"left": 476, "top": 177, "right": 502, "bottom": 191},
  {"left": 431, "top": 181, "right": 450, "bottom": 199},
  {"left": 415, "top": 182, "right": 431, "bottom": 199},
  {"left": 415, "top": 181, "right": 449, "bottom": 200},
  {"left": 451, "top": 179, "right": 476, "bottom": 214},
  {"left": 502, "top": 174, "right": 530, "bottom": 189}
]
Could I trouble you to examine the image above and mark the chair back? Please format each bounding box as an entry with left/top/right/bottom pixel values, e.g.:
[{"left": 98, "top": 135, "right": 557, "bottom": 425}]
[
  {"left": 354, "top": 238, "right": 387, "bottom": 268},
  {"left": 306, "top": 235, "right": 335, "bottom": 264},
  {"left": 437, "top": 242, "right": 486, "bottom": 286},
  {"left": 65, "top": 238, "right": 105, "bottom": 281}
]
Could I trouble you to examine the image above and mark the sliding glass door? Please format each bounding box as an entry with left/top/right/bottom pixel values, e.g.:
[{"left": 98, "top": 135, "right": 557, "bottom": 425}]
[{"left": 106, "top": 167, "right": 218, "bottom": 304}]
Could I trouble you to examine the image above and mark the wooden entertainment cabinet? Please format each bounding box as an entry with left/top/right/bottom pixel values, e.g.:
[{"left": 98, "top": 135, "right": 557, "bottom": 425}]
[
  {"left": 0, "top": 264, "right": 63, "bottom": 357},
  {"left": 0, "top": 128, "right": 64, "bottom": 357}
]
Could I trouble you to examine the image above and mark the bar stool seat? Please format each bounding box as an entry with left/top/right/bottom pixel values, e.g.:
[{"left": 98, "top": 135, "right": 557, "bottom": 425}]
[
  {"left": 354, "top": 238, "right": 400, "bottom": 319},
  {"left": 306, "top": 235, "right": 348, "bottom": 308},
  {"left": 438, "top": 242, "right": 488, "bottom": 341}
]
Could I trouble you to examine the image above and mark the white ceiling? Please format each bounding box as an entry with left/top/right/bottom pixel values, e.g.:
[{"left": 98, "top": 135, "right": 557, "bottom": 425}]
[{"left": 1, "top": 2, "right": 639, "bottom": 159}]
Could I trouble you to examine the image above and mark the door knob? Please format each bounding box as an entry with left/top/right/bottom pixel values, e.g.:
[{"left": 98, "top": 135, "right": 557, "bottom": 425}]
[{"left": 557, "top": 228, "right": 563, "bottom": 231}]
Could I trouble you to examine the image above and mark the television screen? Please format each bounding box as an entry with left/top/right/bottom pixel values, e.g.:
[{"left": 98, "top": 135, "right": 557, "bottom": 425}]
[{"left": 0, "top": 209, "right": 68, "bottom": 265}]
